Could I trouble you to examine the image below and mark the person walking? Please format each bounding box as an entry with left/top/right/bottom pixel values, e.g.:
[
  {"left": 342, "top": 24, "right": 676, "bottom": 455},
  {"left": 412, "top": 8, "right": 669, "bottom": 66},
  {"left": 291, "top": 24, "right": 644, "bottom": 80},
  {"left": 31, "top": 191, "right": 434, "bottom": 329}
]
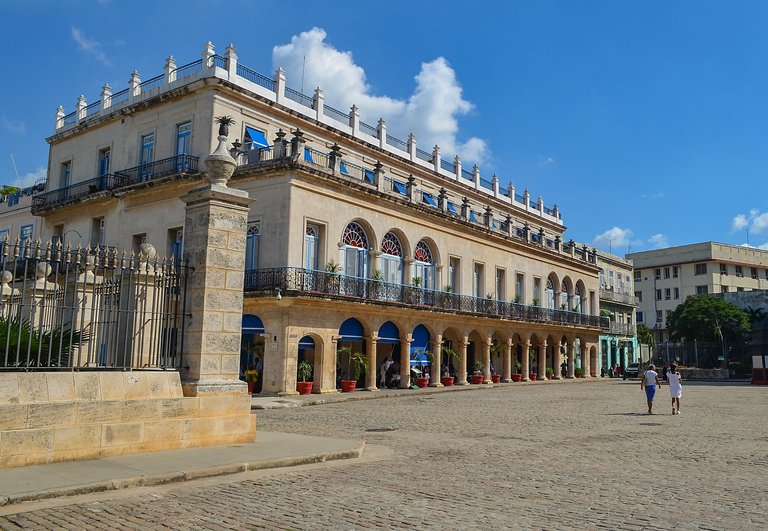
[
  {"left": 668, "top": 363, "right": 683, "bottom": 415},
  {"left": 641, "top": 363, "right": 661, "bottom": 414}
]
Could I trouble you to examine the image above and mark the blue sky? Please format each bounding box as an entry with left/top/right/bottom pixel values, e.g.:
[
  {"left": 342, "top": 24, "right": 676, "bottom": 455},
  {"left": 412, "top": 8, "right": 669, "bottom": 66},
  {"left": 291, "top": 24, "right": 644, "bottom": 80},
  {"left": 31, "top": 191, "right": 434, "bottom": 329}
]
[{"left": 2, "top": 0, "right": 768, "bottom": 252}]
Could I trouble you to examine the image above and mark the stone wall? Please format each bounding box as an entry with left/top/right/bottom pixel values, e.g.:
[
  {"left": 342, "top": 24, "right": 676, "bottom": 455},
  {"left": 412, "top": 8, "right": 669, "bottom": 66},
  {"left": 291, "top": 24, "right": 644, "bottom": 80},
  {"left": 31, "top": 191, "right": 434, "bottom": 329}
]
[
  {"left": 0, "top": 371, "right": 255, "bottom": 468},
  {"left": 678, "top": 368, "right": 729, "bottom": 380}
]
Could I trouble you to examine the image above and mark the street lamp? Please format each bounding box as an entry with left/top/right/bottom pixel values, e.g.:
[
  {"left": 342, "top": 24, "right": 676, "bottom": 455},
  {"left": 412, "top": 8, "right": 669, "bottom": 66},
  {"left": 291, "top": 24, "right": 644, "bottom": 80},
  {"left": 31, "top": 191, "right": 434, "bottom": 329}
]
[{"left": 62, "top": 229, "right": 82, "bottom": 245}]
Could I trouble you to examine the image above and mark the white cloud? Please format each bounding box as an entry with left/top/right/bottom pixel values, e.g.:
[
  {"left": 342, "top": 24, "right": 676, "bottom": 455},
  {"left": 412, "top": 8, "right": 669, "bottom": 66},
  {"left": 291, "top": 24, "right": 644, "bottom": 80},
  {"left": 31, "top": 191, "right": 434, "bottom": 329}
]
[
  {"left": 71, "top": 27, "right": 112, "bottom": 66},
  {"left": 648, "top": 233, "right": 669, "bottom": 248},
  {"left": 1, "top": 115, "right": 26, "bottom": 135},
  {"left": 272, "top": 28, "right": 489, "bottom": 165},
  {"left": 641, "top": 191, "right": 665, "bottom": 199},
  {"left": 593, "top": 227, "right": 633, "bottom": 250},
  {"left": 538, "top": 155, "right": 555, "bottom": 167},
  {"left": 7, "top": 167, "right": 46, "bottom": 189},
  {"left": 730, "top": 209, "right": 768, "bottom": 235}
]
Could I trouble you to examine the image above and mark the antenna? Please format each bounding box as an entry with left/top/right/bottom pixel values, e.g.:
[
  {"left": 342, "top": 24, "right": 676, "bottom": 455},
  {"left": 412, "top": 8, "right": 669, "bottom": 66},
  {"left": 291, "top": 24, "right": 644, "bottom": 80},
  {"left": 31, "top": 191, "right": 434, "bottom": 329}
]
[
  {"left": 9, "top": 153, "right": 19, "bottom": 180},
  {"left": 300, "top": 55, "right": 306, "bottom": 94}
]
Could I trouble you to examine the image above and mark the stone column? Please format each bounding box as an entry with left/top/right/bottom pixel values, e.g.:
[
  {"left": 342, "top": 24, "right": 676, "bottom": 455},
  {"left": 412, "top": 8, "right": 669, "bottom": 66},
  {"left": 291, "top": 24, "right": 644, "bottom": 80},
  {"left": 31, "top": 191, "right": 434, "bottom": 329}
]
[
  {"left": 399, "top": 336, "right": 412, "bottom": 388},
  {"left": 457, "top": 337, "right": 468, "bottom": 385},
  {"left": 567, "top": 340, "right": 576, "bottom": 379},
  {"left": 521, "top": 339, "right": 531, "bottom": 381},
  {"left": 429, "top": 336, "right": 443, "bottom": 387},
  {"left": 482, "top": 340, "right": 492, "bottom": 384},
  {"left": 538, "top": 341, "right": 547, "bottom": 380},
  {"left": 365, "top": 335, "right": 378, "bottom": 391},
  {"left": 502, "top": 339, "right": 512, "bottom": 383},
  {"left": 554, "top": 339, "right": 563, "bottom": 380},
  {"left": 322, "top": 336, "right": 340, "bottom": 393},
  {"left": 180, "top": 130, "right": 251, "bottom": 398}
]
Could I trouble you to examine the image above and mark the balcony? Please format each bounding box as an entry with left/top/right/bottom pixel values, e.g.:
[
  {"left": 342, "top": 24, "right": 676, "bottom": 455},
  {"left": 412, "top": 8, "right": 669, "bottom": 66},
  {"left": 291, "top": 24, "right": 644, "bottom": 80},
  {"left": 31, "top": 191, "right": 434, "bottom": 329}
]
[
  {"left": 599, "top": 287, "right": 639, "bottom": 306},
  {"left": 31, "top": 155, "right": 199, "bottom": 214},
  {"left": 607, "top": 322, "right": 636, "bottom": 337},
  {"left": 244, "top": 267, "right": 609, "bottom": 331}
]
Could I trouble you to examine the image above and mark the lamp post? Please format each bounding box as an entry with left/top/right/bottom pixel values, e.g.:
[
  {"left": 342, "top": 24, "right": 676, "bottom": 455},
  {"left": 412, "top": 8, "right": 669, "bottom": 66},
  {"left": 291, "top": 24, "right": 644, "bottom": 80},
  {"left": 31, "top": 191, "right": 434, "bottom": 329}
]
[{"left": 62, "top": 229, "right": 82, "bottom": 245}]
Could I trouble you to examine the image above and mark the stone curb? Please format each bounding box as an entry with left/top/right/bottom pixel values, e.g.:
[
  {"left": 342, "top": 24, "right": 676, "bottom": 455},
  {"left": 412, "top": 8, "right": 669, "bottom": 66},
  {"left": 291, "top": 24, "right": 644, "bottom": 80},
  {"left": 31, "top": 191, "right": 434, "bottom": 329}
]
[{"left": 0, "top": 443, "right": 365, "bottom": 507}]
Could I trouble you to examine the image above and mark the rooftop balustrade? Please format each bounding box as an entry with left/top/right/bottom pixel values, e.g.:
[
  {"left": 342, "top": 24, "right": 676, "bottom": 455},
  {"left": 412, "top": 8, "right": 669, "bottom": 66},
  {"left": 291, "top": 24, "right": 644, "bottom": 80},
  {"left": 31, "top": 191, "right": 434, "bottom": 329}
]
[{"left": 244, "top": 267, "right": 609, "bottom": 331}]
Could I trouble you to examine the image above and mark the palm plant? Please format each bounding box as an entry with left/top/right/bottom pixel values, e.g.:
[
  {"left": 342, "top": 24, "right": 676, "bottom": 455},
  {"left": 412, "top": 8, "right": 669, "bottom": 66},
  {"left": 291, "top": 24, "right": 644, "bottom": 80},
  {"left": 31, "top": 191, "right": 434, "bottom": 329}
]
[
  {"left": 337, "top": 346, "right": 369, "bottom": 381},
  {"left": 297, "top": 360, "right": 313, "bottom": 382},
  {"left": 441, "top": 345, "right": 460, "bottom": 376},
  {"left": 0, "top": 315, "right": 91, "bottom": 367}
]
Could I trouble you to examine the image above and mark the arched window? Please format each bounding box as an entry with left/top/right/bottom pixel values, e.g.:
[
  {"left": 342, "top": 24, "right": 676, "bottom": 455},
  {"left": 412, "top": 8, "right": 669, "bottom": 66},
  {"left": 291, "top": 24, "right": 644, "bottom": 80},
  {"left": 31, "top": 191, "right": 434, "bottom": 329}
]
[
  {"left": 245, "top": 222, "right": 260, "bottom": 270},
  {"left": 560, "top": 280, "right": 570, "bottom": 308},
  {"left": 381, "top": 232, "right": 403, "bottom": 284},
  {"left": 546, "top": 277, "right": 555, "bottom": 309},
  {"left": 412, "top": 240, "right": 435, "bottom": 289},
  {"left": 574, "top": 284, "right": 583, "bottom": 313},
  {"left": 305, "top": 224, "right": 319, "bottom": 270},
  {"left": 342, "top": 222, "right": 369, "bottom": 278}
]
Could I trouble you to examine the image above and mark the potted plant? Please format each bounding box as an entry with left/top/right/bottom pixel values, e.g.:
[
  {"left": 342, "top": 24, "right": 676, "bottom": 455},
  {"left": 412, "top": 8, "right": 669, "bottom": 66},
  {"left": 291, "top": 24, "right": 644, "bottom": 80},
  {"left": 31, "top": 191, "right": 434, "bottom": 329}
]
[
  {"left": 489, "top": 342, "right": 502, "bottom": 383},
  {"left": 574, "top": 367, "right": 584, "bottom": 378},
  {"left": 214, "top": 115, "right": 236, "bottom": 137},
  {"left": 471, "top": 360, "right": 485, "bottom": 384},
  {"left": 546, "top": 367, "right": 554, "bottom": 380},
  {"left": 296, "top": 360, "right": 313, "bottom": 395},
  {"left": 531, "top": 297, "right": 540, "bottom": 307},
  {"left": 512, "top": 359, "right": 523, "bottom": 382},
  {"left": 440, "top": 345, "right": 460, "bottom": 386},
  {"left": 337, "top": 346, "right": 368, "bottom": 392}
]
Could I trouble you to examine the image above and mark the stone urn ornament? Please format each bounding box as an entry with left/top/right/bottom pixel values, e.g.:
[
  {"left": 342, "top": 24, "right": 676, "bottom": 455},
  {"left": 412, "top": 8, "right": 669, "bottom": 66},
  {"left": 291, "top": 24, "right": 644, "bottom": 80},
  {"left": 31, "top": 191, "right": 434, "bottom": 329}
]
[{"left": 206, "top": 116, "right": 238, "bottom": 185}]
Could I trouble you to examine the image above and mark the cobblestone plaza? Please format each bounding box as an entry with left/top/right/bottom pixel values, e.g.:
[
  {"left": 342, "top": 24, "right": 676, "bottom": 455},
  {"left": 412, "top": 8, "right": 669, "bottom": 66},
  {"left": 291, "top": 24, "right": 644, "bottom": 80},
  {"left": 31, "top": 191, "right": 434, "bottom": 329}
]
[{"left": 1, "top": 380, "right": 765, "bottom": 529}]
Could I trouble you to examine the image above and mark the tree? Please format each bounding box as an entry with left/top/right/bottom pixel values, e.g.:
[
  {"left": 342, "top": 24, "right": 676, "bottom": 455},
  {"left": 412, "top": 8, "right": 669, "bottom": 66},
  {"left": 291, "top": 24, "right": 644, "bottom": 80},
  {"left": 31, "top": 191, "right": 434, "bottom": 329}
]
[
  {"left": 636, "top": 324, "right": 655, "bottom": 349},
  {"left": 666, "top": 295, "right": 750, "bottom": 342}
]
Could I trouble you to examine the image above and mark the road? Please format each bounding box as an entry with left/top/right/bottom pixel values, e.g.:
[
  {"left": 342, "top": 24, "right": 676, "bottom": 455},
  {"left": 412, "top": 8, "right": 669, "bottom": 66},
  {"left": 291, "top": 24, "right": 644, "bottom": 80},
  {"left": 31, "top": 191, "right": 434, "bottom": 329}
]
[{"left": 1, "top": 379, "right": 766, "bottom": 530}]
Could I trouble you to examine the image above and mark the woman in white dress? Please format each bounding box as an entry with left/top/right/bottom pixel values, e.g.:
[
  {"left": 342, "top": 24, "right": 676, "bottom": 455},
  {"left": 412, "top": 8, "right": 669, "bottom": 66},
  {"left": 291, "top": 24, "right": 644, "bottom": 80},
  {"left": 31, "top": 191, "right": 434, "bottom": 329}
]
[{"left": 668, "top": 363, "right": 683, "bottom": 415}]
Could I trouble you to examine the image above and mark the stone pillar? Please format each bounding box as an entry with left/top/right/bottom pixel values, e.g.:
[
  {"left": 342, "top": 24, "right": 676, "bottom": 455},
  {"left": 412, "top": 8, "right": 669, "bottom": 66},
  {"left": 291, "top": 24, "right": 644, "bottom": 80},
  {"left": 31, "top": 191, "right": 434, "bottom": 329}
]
[
  {"left": 275, "top": 67, "right": 286, "bottom": 104},
  {"left": 406, "top": 174, "right": 416, "bottom": 202},
  {"left": 365, "top": 335, "right": 378, "bottom": 391},
  {"left": 373, "top": 160, "right": 384, "bottom": 191},
  {"left": 521, "top": 340, "right": 531, "bottom": 381},
  {"left": 554, "top": 340, "right": 563, "bottom": 380},
  {"left": 399, "top": 336, "right": 412, "bottom": 388},
  {"left": 378, "top": 118, "right": 387, "bottom": 149},
  {"left": 349, "top": 104, "right": 359, "bottom": 136},
  {"left": 368, "top": 250, "right": 381, "bottom": 278},
  {"left": 225, "top": 43, "right": 237, "bottom": 79},
  {"left": 429, "top": 336, "right": 443, "bottom": 387},
  {"left": 508, "top": 182, "right": 516, "bottom": 202},
  {"left": 473, "top": 164, "right": 481, "bottom": 190},
  {"left": 492, "top": 173, "right": 500, "bottom": 198},
  {"left": 482, "top": 340, "right": 492, "bottom": 384},
  {"left": 100, "top": 84, "right": 112, "bottom": 111},
  {"left": 407, "top": 133, "right": 416, "bottom": 161},
  {"left": 164, "top": 55, "right": 177, "bottom": 85},
  {"left": 454, "top": 155, "right": 462, "bottom": 180},
  {"left": 323, "top": 336, "right": 340, "bottom": 393},
  {"left": 55, "top": 105, "right": 65, "bottom": 130},
  {"left": 538, "top": 341, "right": 547, "bottom": 380},
  {"left": 129, "top": 71, "right": 141, "bottom": 99},
  {"left": 432, "top": 145, "right": 441, "bottom": 173},
  {"left": 202, "top": 41, "right": 215, "bottom": 67},
  {"left": 76, "top": 95, "right": 87, "bottom": 122},
  {"left": 457, "top": 337, "right": 469, "bottom": 385},
  {"left": 523, "top": 189, "right": 530, "bottom": 209},
  {"left": 567, "top": 341, "right": 576, "bottom": 379},
  {"left": 314, "top": 87, "right": 324, "bottom": 121},
  {"left": 180, "top": 128, "right": 251, "bottom": 398},
  {"left": 502, "top": 340, "right": 512, "bottom": 383}
]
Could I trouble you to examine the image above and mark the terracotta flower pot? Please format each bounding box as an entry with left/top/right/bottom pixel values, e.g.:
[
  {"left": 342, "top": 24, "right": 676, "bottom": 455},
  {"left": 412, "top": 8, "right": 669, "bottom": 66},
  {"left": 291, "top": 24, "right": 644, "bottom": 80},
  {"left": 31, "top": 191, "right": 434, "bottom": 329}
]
[
  {"left": 340, "top": 380, "right": 357, "bottom": 392},
  {"left": 491, "top": 374, "right": 501, "bottom": 384},
  {"left": 511, "top": 374, "right": 522, "bottom": 382},
  {"left": 296, "top": 381, "right": 313, "bottom": 395},
  {"left": 471, "top": 374, "right": 484, "bottom": 384},
  {"left": 415, "top": 377, "right": 430, "bottom": 388},
  {"left": 529, "top": 373, "right": 537, "bottom": 381},
  {"left": 441, "top": 376, "right": 455, "bottom": 387}
]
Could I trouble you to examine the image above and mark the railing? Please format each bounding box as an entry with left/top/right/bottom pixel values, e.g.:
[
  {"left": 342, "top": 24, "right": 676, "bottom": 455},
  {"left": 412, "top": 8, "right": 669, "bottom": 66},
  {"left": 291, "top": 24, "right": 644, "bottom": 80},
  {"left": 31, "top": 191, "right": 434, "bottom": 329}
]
[
  {"left": 479, "top": 176, "right": 494, "bottom": 190},
  {"left": 599, "top": 287, "right": 639, "bottom": 306},
  {"left": 236, "top": 63, "right": 275, "bottom": 91},
  {"left": 304, "top": 147, "right": 329, "bottom": 168},
  {"left": 461, "top": 168, "right": 473, "bottom": 180},
  {"left": 32, "top": 174, "right": 122, "bottom": 214},
  {"left": 212, "top": 54, "right": 227, "bottom": 69},
  {"left": 62, "top": 111, "right": 77, "bottom": 125},
  {"left": 244, "top": 267, "right": 608, "bottom": 330},
  {"left": 114, "top": 154, "right": 199, "bottom": 188},
  {"left": 514, "top": 193, "right": 526, "bottom": 204},
  {"left": 0, "top": 242, "right": 188, "bottom": 371},
  {"left": 109, "top": 88, "right": 130, "bottom": 107},
  {"left": 84, "top": 100, "right": 101, "bottom": 117},
  {"left": 285, "top": 87, "right": 313, "bottom": 108},
  {"left": 441, "top": 159, "right": 454, "bottom": 172},
  {"left": 32, "top": 155, "right": 199, "bottom": 214},
  {"left": 360, "top": 121, "right": 378, "bottom": 137},
  {"left": 171, "top": 59, "right": 203, "bottom": 80},
  {"left": 324, "top": 104, "right": 349, "bottom": 124},
  {"left": 415, "top": 148, "right": 431, "bottom": 162},
  {"left": 386, "top": 135, "right": 408, "bottom": 150},
  {"left": 607, "top": 322, "right": 636, "bottom": 336},
  {"left": 138, "top": 74, "right": 164, "bottom": 93}
]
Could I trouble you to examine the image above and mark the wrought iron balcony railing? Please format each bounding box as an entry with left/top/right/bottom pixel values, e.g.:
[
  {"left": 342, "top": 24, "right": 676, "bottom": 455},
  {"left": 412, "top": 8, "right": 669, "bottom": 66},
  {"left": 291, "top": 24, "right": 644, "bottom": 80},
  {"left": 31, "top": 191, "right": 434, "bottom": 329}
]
[
  {"left": 31, "top": 155, "right": 199, "bottom": 214},
  {"left": 244, "top": 267, "right": 609, "bottom": 330},
  {"left": 599, "top": 287, "right": 639, "bottom": 306},
  {"left": 607, "top": 322, "right": 636, "bottom": 337}
]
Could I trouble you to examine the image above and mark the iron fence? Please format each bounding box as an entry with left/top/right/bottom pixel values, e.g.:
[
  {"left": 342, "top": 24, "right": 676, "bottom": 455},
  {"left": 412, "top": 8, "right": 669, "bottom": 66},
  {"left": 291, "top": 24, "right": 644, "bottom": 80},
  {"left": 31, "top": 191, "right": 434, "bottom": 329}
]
[
  {"left": 0, "top": 241, "right": 189, "bottom": 371},
  {"left": 114, "top": 154, "right": 198, "bottom": 187},
  {"left": 244, "top": 267, "right": 608, "bottom": 330}
]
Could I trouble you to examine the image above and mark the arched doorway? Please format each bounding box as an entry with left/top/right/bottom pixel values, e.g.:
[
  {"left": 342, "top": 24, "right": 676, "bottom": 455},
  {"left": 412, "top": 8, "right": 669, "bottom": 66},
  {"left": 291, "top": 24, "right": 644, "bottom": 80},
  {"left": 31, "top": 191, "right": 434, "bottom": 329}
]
[
  {"left": 241, "top": 314, "right": 265, "bottom": 393},
  {"left": 410, "top": 324, "right": 431, "bottom": 383},
  {"left": 338, "top": 317, "right": 367, "bottom": 389},
  {"left": 378, "top": 321, "right": 401, "bottom": 389}
]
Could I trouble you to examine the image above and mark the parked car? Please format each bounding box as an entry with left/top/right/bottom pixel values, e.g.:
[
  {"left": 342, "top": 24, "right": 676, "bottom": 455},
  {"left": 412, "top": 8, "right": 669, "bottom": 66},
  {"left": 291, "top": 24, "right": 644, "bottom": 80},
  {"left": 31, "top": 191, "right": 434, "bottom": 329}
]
[{"left": 623, "top": 362, "right": 640, "bottom": 379}]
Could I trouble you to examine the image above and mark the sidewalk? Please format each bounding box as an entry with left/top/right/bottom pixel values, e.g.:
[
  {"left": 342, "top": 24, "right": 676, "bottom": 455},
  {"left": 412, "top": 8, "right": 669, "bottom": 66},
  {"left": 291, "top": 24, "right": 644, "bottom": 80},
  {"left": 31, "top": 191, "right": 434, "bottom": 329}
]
[{"left": 0, "top": 432, "right": 363, "bottom": 507}]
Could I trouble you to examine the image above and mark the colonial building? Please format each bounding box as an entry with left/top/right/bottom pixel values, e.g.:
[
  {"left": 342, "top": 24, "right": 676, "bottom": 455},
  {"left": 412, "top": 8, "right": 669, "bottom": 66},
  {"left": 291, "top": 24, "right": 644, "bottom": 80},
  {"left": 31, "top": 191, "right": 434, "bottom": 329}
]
[
  {"left": 26, "top": 42, "right": 607, "bottom": 395},
  {"left": 595, "top": 250, "right": 639, "bottom": 372},
  {"left": 628, "top": 242, "right": 768, "bottom": 344}
]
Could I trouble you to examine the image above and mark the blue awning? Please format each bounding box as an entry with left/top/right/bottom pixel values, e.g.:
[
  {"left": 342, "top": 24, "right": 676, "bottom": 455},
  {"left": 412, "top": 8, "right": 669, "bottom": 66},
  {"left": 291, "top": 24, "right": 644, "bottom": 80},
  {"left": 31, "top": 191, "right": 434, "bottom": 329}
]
[
  {"left": 392, "top": 180, "right": 407, "bottom": 196},
  {"left": 304, "top": 147, "right": 315, "bottom": 163},
  {"left": 446, "top": 201, "right": 458, "bottom": 215},
  {"left": 244, "top": 127, "right": 269, "bottom": 148},
  {"left": 339, "top": 318, "right": 364, "bottom": 340},
  {"left": 363, "top": 169, "right": 375, "bottom": 184},
  {"left": 298, "top": 336, "right": 315, "bottom": 350},
  {"left": 469, "top": 210, "right": 479, "bottom": 223},
  {"left": 242, "top": 314, "right": 265, "bottom": 334},
  {"left": 340, "top": 161, "right": 349, "bottom": 175},
  {"left": 422, "top": 192, "right": 437, "bottom": 207},
  {"left": 378, "top": 321, "right": 400, "bottom": 344}
]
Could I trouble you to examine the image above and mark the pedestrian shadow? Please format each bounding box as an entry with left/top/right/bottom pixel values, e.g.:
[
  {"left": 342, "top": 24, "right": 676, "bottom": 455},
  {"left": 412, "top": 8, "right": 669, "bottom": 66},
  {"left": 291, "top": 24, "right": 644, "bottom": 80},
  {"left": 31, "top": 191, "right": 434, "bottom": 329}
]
[{"left": 605, "top": 412, "right": 647, "bottom": 416}]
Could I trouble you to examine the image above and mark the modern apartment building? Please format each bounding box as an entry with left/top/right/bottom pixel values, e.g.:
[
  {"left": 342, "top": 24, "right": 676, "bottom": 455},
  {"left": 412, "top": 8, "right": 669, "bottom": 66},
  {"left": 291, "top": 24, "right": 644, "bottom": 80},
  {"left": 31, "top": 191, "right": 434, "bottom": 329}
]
[
  {"left": 12, "top": 42, "right": 609, "bottom": 395},
  {"left": 628, "top": 242, "right": 768, "bottom": 343},
  {"left": 595, "top": 250, "right": 639, "bottom": 371}
]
